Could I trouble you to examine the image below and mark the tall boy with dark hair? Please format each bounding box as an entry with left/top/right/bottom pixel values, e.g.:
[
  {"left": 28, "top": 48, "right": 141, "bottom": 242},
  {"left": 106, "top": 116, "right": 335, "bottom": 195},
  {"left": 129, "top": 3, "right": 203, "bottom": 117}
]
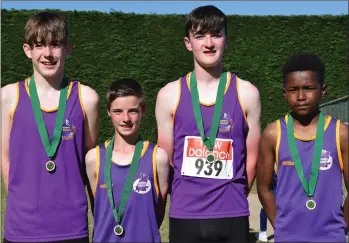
[{"left": 156, "top": 5, "right": 262, "bottom": 242}]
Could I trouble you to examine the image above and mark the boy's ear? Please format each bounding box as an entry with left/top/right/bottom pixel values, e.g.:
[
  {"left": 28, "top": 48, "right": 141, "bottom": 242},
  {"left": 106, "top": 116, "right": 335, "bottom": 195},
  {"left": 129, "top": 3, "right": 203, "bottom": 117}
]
[
  {"left": 184, "top": 36, "right": 193, "bottom": 52},
  {"left": 64, "top": 43, "right": 72, "bottom": 56},
  {"left": 141, "top": 103, "right": 146, "bottom": 116},
  {"left": 282, "top": 87, "right": 286, "bottom": 99},
  {"left": 23, "top": 43, "right": 33, "bottom": 59},
  {"left": 321, "top": 83, "right": 327, "bottom": 99}
]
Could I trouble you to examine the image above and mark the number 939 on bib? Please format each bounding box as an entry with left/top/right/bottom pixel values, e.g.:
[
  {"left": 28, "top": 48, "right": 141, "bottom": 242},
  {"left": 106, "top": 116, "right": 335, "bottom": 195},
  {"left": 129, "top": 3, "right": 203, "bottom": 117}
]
[{"left": 181, "top": 136, "right": 234, "bottom": 179}]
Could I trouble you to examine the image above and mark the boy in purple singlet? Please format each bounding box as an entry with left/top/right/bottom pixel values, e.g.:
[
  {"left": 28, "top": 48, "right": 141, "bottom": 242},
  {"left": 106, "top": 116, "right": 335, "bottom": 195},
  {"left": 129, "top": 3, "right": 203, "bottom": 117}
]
[
  {"left": 156, "top": 5, "right": 262, "bottom": 243},
  {"left": 257, "top": 53, "right": 348, "bottom": 242},
  {"left": 1, "top": 11, "right": 99, "bottom": 243},
  {"left": 85, "top": 78, "right": 169, "bottom": 242}
]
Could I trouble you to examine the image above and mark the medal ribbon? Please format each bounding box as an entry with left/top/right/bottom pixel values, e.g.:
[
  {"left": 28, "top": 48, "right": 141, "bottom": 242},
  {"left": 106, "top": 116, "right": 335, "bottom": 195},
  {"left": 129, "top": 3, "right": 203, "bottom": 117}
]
[
  {"left": 105, "top": 135, "right": 143, "bottom": 228},
  {"left": 29, "top": 75, "right": 69, "bottom": 159},
  {"left": 287, "top": 112, "right": 325, "bottom": 197},
  {"left": 190, "top": 72, "right": 227, "bottom": 151}
]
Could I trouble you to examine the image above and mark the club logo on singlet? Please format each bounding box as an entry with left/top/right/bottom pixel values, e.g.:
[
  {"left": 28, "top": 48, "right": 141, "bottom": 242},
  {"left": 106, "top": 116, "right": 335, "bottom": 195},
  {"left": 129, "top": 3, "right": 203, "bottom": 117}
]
[
  {"left": 62, "top": 118, "right": 76, "bottom": 140},
  {"left": 282, "top": 149, "right": 333, "bottom": 170},
  {"left": 319, "top": 149, "right": 333, "bottom": 171},
  {"left": 219, "top": 112, "right": 234, "bottom": 133},
  {"left": 133, "top": 173, "right": 151, "bottom": 194},
  {"left": 181, "top": 136, "right": 234, "bottom": 179}
]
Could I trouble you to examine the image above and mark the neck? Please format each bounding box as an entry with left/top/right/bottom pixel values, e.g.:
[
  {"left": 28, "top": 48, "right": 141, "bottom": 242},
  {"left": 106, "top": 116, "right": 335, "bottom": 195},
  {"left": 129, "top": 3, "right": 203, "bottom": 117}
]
[
  {"left": 291, "top": 110, "right": 321, "bottom": 127},
  {"left": 32, "top": 71, "right": 64, "bottom": 91},
  {"left": 193, "top": 61, "right": 223, "bottom": 84},
  {"left": 113, "top": 131, "right": 141, "bottom": 152}
]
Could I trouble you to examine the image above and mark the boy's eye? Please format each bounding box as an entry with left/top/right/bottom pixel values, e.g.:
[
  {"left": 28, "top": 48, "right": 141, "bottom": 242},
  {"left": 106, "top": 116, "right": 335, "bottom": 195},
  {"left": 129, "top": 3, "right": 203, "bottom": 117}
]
[
  {"left": 211, "top": 33, "right": 223, "bottom": 37},
  {"left": 51, "top": 43, "right": 61, "bottom": 47}
]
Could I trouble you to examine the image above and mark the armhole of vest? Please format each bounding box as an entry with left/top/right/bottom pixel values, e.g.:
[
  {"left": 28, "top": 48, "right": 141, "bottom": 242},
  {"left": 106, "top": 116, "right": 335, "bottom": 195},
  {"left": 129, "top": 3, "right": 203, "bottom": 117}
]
[
  {"left": 93, "top": 145, "right": 101, "bottom": 196},
  {"left": 78, "top": 82, "right": 86, "bottom": 120},
  {"left": 9, "top": 82, "right": 20, "bottom": 128},
  {"left": 235, "top": 76, "right": 248, "bottom": 126},
  {"left": 152, "top": 145, "right": 160, "bottom": 198},
  {"left": 275, "top": 119, "right": 281, "bottom": 173},
  {"left": 172, "top": 78, "right": 181, "bottom": 125},
  {"left": 336, "top": 120, "right": 344, "bottom": 172}
]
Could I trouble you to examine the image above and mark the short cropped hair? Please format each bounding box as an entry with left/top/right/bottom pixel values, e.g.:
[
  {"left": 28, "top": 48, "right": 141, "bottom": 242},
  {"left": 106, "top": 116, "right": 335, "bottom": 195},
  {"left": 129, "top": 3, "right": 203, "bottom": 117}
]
[
  {"left": 185, "top": 5, "right": 227, "bottom": 38},
  {"left": 282, "top": 53, "right": 325, "bottom": 85},
  {"left": 106, "top": 78, "right": 144, "bottom": 110},
  {"left": 25, "top": 11, "right": 68, "bottom": 47}
]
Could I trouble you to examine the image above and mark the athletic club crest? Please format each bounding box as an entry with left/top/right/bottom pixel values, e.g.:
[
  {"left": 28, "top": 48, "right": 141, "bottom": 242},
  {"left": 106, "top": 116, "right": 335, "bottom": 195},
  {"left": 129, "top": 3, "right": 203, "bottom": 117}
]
[
  {"left": 133, "top": 173, "right": 151, "bottom": 194},
  {"left": 219, "top": 112, "right": 234, "bottom": 132},
  {"left": 62, "top": 118, "right": 76, "bottom": 140},
  {"left": 319, "top": 149, "right": 333, "bottom": 171}
]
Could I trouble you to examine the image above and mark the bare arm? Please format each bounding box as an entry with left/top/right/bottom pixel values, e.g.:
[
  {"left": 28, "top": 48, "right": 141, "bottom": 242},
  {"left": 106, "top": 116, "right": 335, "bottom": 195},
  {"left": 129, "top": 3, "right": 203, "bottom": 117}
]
[
  {"left": 85, "top": 147, "right": 98, "bottom": 196},
  {"left": 80, "top": 84, "right": 99, "bottom": 212},
  {"left": 155, "top": 81, "right": 179, "bottom": 194},
  {"left": 257, "top": 122, "right": 278, "bottom": 228},
  {"left": 155, "top": 81, "right": 179, "bottom": 166},
  {"left": 1, "top": 84, "right": 18, "bottom": 192},
  {"left": 238, "top": 78, "right": 262, "bottom": 193},
  {"left": 85, "top": 147, "right": 98, "bottom": 213},
  {"left": 80, "top": 84, "right": 100, "bottom": 152},
  {"left": 155, "top": 146, "right": 170, "bottom": 227},
  {"left": 340, "top": 122, "right": 348, "bottom": 233}
]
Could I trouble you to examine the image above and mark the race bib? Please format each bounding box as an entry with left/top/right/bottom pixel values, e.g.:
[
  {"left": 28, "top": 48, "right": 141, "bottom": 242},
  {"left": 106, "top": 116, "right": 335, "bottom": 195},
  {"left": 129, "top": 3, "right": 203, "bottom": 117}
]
[{"left": 181, "top": 136, "right": 234, "bottom": 179}]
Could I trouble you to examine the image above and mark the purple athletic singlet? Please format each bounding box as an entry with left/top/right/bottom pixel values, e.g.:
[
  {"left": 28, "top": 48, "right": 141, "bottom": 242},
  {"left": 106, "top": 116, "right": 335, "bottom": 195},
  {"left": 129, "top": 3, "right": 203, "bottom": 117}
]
[
  {"left": 5, "top": 79, "right": 88, "bottom": 242},
  {"left": 275, "top": 115, "right": 346, "bottom": 242},
  {"left": 170, "top": 71, "right": 249, "bottom": 219},
  {"left": 93, "top": 141, "right": 161, "bottom": 242}
]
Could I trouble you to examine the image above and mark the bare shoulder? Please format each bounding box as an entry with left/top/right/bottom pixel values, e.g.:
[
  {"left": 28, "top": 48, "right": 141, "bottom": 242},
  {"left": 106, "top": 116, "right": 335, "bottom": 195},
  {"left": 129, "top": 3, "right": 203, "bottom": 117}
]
[
  {"left": 85, "top": 147, "right": 98, "bottom": 164},
  {"left": 237, "top": 76, "right": 260, "bottom": 101},
  {"left": 156, "top": 79, "right": 180, "bottom": 109},
  {"left": 339, "top": 121, "right": 348, "bottom": 142},
  {"left": 80, "top": 84, "right": 100, "bottom": 108},
  {"left": 261, "top": 121, "right": 279, "bottom": 146},
  {"left": 2, "top": 83, "right": 18, "bottom": 111},
  {"left": 156, "top": 146, "right": 169, "bottom": 166}
]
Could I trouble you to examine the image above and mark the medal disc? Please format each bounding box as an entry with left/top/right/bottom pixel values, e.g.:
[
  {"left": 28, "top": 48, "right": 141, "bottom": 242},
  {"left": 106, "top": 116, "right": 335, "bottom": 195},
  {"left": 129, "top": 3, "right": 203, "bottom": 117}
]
[
  {"left": 306, "top": 199, "right": 316, "bottom": 210},
  {"left": 114, "top": 225, "right": 124, "bottom": 236},
  {"left": 46, "top": 160, "right": 56, "bottom": 172},
  {"left": 206, "top": 154, "right": 215, "bottom": 163}
]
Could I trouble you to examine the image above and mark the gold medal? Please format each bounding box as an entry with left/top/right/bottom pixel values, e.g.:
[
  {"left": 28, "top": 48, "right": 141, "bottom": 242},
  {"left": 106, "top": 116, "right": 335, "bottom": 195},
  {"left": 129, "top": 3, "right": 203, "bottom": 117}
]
[
  {"left": 306, "top": 199, "right": 316, "bottom": 210},
  {"left": 114, "top": 225, "right": 124, "bottom": 236},
  {"left": 45, "top": 160, "right": 56, "bottom": 172}
]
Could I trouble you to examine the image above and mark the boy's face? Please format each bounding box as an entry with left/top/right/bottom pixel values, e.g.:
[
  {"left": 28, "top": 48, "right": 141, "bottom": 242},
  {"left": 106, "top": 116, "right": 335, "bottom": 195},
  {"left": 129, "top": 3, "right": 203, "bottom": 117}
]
[
  {"left": 283, "top": 70, "right": 326, "bottom": 116},
  {"left": 184, "top": 27, "right": 226, "bottom": 69},
  {"left": 108, "top": 95, "right": 146, "bottom": 137},
  {"left": 23, "top": 38, "right": 71, "bottom": 80}
]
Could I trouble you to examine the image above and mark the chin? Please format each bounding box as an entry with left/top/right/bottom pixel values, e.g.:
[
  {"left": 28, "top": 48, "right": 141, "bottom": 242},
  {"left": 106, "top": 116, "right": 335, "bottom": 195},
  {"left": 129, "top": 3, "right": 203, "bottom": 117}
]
[
  {"left": 197, "top": 58, "right": 221, "bottom": 69},
  {"left": 117, "top": 128, "right": 136, "bottom": 137},
  {"left": 39, "top": 70, "right": 60, "bottom": 79},
  {"left": 200, "top": 62, "right": 219, "bottom": 69},
  {"left": 292, "top": 109, "right": 312, "bottom": 117}
]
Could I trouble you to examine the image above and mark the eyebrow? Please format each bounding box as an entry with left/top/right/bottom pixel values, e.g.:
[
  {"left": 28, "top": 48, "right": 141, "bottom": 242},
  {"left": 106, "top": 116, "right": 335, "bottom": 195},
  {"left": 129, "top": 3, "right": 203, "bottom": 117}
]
[{"left": 111, "top": 107, "right": 140, "bottom": 111}]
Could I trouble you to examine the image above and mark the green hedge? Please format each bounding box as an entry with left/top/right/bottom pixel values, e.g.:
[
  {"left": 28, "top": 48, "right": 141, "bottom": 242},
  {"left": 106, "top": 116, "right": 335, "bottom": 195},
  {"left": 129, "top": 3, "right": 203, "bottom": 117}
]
[{"left": 2, "top": 9, "right": 348, "bottom": 143}]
